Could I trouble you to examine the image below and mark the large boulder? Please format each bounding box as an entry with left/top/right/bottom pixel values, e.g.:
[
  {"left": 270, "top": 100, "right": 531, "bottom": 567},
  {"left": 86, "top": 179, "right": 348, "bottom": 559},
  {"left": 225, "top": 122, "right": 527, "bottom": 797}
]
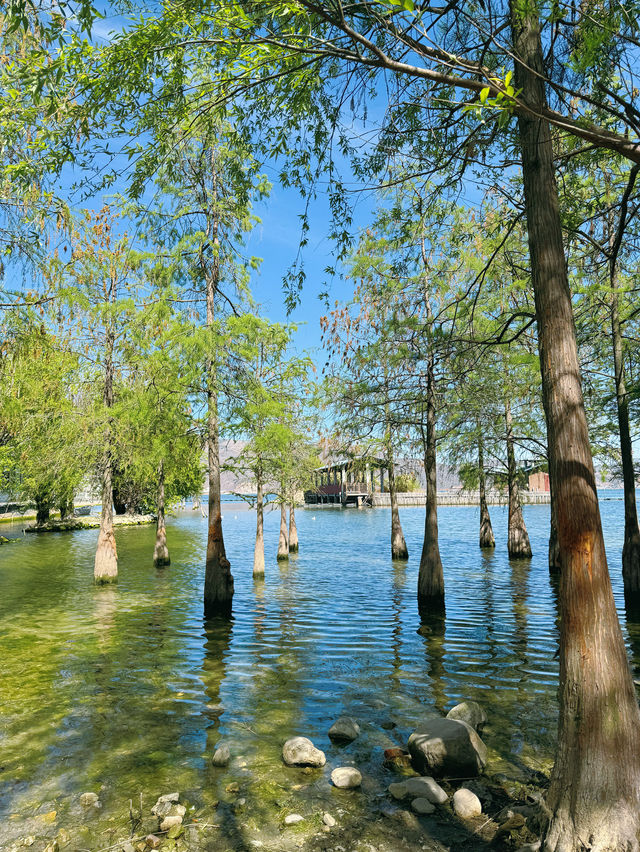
[
  {"left": 282, "top": 736, "right": 326, "bottom": 767},
  {"left": 408, "top": 718, "right": 487, "bottom": 778},
  {"left": 446, "top": 701, "right": 487, "bottom": 732}
]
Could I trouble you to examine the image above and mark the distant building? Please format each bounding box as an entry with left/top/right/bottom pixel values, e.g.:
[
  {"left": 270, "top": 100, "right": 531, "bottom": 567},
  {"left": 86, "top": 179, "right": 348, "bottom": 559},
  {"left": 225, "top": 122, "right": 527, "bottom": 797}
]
[{"left": 528, "top": 471, "right": 550, "bottom": 492}]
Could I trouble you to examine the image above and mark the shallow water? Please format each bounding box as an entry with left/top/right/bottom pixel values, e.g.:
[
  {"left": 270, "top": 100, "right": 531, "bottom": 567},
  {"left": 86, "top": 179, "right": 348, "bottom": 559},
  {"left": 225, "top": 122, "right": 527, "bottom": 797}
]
[{"left": 0, "top": 493, "right": 638, "bottom": 850}]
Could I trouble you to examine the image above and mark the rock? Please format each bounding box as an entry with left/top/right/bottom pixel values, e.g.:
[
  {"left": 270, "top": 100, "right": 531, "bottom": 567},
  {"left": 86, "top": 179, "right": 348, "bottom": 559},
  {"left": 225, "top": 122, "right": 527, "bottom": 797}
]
[
  {"left": 225, "top": 782, "right": 240, "bottom": 794},
  {"left": 56, "top": 829, "right": 71, "bottom": 847},
  {"left": 167, "top": 824, "right": 183, "bottom": 840},
  {"left": 156, "top": 792, "right": 179, "bottom": 804},
  {"left": 388, "top": 782, "right": 408, "bottom": 800},
  {"left": 173, "top": 804, "right": 187, "bottom": 818},
  {"left": 22, "top": 838, "right": 35, "bottom": 848},
  {"left": 151, "top": 800, "right": 172, "bottom": 818},
  {"left": 122, "top": 844, "right": 135, "bottom": 852},
  {"left": 282, "top": 736, "right": 326, "bottom": 767},
  {"left": 328, "top": 717, "right": 360, "bottom": 742},
  {"left": 446, "top": 701, "right": 487, "bottom": 732},
  {"left": 381, "top": 720, "right": 396, "bottom": 730},
  {"left": 322, "top": 813, "right": 336, "bottom": 827},
  {"left": 411, "top": 798, "right": 435, "bottom": 815},
  {"left": 284, "top": 814, "right": 304, "bottom": 825},
  {"left": 393, "top": 810, "right": 421, "bottom": 832},
  {"left": 408, "top": 718, "right": 487, "bottom": 777},
  {"left": 160, "top": 815, "right": 183, "bottom": 832},
  {"left": 331, "top": 766, "right": 362, "bottom": 788},
  {"left": 145, "top": 836, "right": 161, "bottom": 849},
  {"left": 404, "top": 777, "right": 448, "bottom": 805},
  {"left": 80, "top": 792, "right": 99, "bottom": 807},
  {"left": 212, "top": 744, "right": 231, "bottom": 767},
  {"left": 453, "top": 788, "right": 482, "bottom": 819},
  {"left": 43, "top": 843, "right": 59, "bottom": 852}
]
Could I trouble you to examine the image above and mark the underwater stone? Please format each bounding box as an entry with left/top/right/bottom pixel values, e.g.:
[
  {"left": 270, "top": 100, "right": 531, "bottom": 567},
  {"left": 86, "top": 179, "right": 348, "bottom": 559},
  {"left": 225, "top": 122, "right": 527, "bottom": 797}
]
[
  {"left": 284, "top": 814, "right": 304, "bottom": 825},
  {"left": 328, "top": 717, "right": 360, "bottom": 742},
  {"left": 446, "top": 701, "right": 488, "bottom": 732},
  {"left": 330, "top": 766, "right": 362, "bottom": 788},
  {"left": 322, "top": 813, "right": 336, "bottom": 827},
  {"left": 80, "top": 792, "right": 99, "bottom": 807},
  {"left": 160, "top": 815, "right": 183, "bottom": 832},
  {"left": 411, "top": 797, "right": 435, "bottom": 815},
  {"left": 212, "top": 744, "right": 231, "bottom": 767},
  {"left": 282, "top": 736, "right": 326, "bottom": 767}
]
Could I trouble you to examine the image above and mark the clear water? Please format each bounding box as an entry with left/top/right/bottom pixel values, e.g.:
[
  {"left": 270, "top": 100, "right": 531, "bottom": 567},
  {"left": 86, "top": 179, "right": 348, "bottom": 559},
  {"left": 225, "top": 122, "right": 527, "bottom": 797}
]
[{"left": 0, "top": 493, "right": 638, "bottom": 849}]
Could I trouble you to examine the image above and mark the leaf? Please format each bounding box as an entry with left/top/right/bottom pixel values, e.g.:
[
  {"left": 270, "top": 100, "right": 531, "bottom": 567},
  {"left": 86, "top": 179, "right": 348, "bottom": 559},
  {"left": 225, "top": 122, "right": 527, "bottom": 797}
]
[{"left": 480, "top": 87, "right": 490, "bottom": 104}]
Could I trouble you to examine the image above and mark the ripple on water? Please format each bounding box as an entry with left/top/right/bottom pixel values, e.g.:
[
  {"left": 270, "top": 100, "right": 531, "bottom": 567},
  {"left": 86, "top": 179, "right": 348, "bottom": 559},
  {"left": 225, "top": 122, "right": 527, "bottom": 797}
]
[{"left": 0, "top": 495, "right": 636, "bottom": 843}]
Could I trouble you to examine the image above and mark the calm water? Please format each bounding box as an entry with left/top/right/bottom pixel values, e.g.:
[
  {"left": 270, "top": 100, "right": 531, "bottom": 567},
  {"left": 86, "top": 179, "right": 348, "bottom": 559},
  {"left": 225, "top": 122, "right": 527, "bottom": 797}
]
[{"left": 1, "top": 493, "right": 638, "bottom": 848}]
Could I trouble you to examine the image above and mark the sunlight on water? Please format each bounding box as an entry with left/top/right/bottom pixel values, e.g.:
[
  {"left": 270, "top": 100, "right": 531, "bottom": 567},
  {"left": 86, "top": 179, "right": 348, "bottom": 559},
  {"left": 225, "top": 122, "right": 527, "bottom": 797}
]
[{"left": 0, "top": 493, "right": 637, "bottom": 848}]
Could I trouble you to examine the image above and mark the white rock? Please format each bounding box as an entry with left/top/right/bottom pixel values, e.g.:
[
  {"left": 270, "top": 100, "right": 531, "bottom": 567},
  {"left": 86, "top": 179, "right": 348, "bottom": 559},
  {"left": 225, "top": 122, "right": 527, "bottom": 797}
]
[
  {"left": 328, "top": 717, "right": 360, "bottom": 742},
  {"left": 331, "top": 767, "right": 362, "bottom": 788},
  {"left": 284, "top": 814, "right": 304, "bottom": 825},
  {"left": 80, "top": 792, "right": 99, "bottom": 807},
  {"left": 404, "top": 777, "right": 448, "bottom": 804},
  {"left": 160, "top": 815, "right": 183, "bottom": 832},
  {"left": 156, "top": 792, "right": 179, "bottom": 804},
  {"left": 453, "top": 788, "right": 482, "bottom": 819},
  {"left": 411, "top": 798, "right": 435, "bottom": 815},
  {"left": 323, "top": 813, "right": 336, "bottom": 827},
  {"left": 173, "top": 804, "right": 186, "bottom": 818},
  {"left": 282, "top": 736, "right": 326, "bottom": 767}
]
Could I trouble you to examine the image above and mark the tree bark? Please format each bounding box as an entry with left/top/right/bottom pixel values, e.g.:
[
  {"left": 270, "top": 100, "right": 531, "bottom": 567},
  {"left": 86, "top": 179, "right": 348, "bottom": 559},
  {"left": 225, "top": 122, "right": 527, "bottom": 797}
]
[
  {"left": 277, "top": 501, "right": 289, "bottom": 560},
  {"left": 512, "top": 6, "right": 640, "bottom": 848},
  {"left": 35, "top": 493, "right": 50, "bottom": 526},
  {"left": 478, "top": 438, "right": 495, "bottom": 548},
  {"left": 94, "top": 299, "right": 117, "bottom": 584},
  {"left": 504, "top": 395, "right": 532, "bottom": 559},
  {"left": 153, "top": 459, "right": 170, "bottom": 566},
  {"left": 288, "top": 503, "right": 299, "bottom": 553},
  {"left": 609, "top": 210, "right": 640, "bottom": 598},
  {"left": 548, "top": 471, "right": 561, "bottom": 572},
  {"left": 253, "top": 473, "right": 265, "bottom": 576},
  {"left": 418, "top": 357, "right": 444, "bottom": 611}
]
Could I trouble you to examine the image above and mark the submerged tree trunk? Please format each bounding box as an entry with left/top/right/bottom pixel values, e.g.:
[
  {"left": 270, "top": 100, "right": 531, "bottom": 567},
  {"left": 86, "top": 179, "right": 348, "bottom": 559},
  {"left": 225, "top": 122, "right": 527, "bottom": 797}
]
[
  {"left": 609, "top": 205, "right": 640, "bottom": 597},
  {"left": 512, "top": 7, "right": 640, "bottom": 847},
  {"left": 478, "top": 439, "right": 495, "bottom": 548},
  {"left": 253, "top": 474, "right": 265, "bottom": 577},
  {"left": 153, "top": 460, "right": 170, "bottom": 567},
  {"left": 387, "top": 437, "right": 408, "bottom": 560},
  {"left": 277, "top": 501, "right": 289, "bottom": 560},
  {"left": 94, "top": 454, "right": 117, "bottom": 583},
  {"left": 504, "top": 396, "right": 532, "bottom": 558},
  {"left": 418, "top": 357, "right": 444, "bottom": 611},
  {"left": 288, "top": 503, "right": 299, "bottom": 553},
  {"left": 203, "top": 221, "right": 233, "bottom": 616}
]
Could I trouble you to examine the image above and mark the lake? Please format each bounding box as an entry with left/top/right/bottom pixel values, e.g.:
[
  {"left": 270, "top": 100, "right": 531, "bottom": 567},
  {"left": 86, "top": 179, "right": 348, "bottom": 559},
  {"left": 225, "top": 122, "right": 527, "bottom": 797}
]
[{"left": 1, "top": 492, "right": 638, "bottom": 851}]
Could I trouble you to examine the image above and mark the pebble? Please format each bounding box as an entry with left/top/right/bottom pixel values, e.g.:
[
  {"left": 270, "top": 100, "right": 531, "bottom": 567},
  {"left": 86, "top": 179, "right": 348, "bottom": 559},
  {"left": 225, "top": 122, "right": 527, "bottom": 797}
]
[
  {"left": 411, "top": 797, "right": 435, "bottom": 815},
  {"left": 22, "top": 839, "right": 35, "bottom": 848},
  {"left": 284, "top": 814, "right": 304, "bottom": 825},
  {"left": 80, "top": 792, "right": 99, "bottom": 807},
  {"left": 167, "top": 824, "right": 183, "bottom": 840},
  {"left": 212, "top": 744, "right": 231, "bottom": 767},
  {"left": 43, "top": 843, "right": 59, "bottom": 852},
  {"left": 323, "top": 813, "right": 336, "bottom": 827},
  {"left": 388, "top": 782, "right": 408, "bottom": 800},
  {"left": 156, "top": 792, "right": 179, "bottom": 804},
  {"left": 145, "top": 837, "right": 161, "bottom": 850},
  {"left": 122, "top": 844, "right": 135, "bottom": 852},
  {"left": 331, "top": 766, "right": 362, "bottom": 788},
  {"left": 453, "top": 788, "right": 482, "bottom": 819}
]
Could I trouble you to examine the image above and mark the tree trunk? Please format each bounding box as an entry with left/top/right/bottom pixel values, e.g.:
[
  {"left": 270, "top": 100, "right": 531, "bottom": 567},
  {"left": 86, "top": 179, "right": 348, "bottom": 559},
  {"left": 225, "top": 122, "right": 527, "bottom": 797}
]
[
  {"left": 59, "top": 496, "right": 74, "bottom": 521},
  {"left": 203, "top": 242, "right": 233, "bottom": 616},
  {"left": 288, "top": 503, "right": 299, "bottom": 553},
  {"left": 35, "top": 493, "right": 50, "bottom": 526},
  {"left": 512, "top": 7, "right": 640, "bottom": 847},
  {"left": 418, "top": 358, "right": 444, "bottom": 612},
  {"left": 153, "top": 460, "right": 170, "bottom": 566},
  {"left": 478, "top": 438, "right": 495, "bottom": 548},
  {"left": 387, "top": 439, "right": 408, "bottom": 560},
  {"left": 277, "top": 501, "right": 289, "bottom": 560},
  {"left": 504, "top": 395, "right": 532, "bottom": 558},
  {"left": 254, "top": 474, "right": 265, "bottom": 577},
  {"left": 94, "top": 454, "right": 117, "bottom": 583},
  {"left": 549, "top": 472, "right": 561, "bottom": 572},
  {"left": 94, "top": 307, "right": 117, "bottom": 584},
  {"left": 112, "top": 477, "right": 128, "bottom": 516},
  {"left": 609, "top": 214, "right": 640, "bottom": 597}
]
